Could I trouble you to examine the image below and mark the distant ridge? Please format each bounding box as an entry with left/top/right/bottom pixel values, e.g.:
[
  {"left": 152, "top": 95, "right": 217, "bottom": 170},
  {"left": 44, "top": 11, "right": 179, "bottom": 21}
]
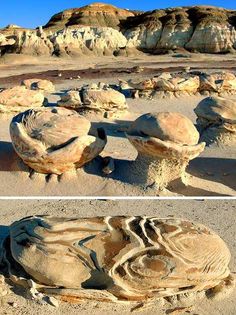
[{"left": 0, "top": 2, "right": 236, "bottom": 56}]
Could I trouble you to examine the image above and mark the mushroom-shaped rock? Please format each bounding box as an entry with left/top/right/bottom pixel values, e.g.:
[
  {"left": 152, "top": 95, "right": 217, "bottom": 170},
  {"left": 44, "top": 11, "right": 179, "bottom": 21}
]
[
  {"left": 10, "top": 107, "right": 107, "bottom": 174},
  {"left": 194, "top": 96, "right": 236, "bottom": 146},
  {"left": 126, "top": 112, "right": 205, "bottom": 188},
  {"left": 0, "top": 86, "right": 46, "bottom": 113},
  {"left": 8, "top": 215, "right": 231, "bottom": 302},
  {"left": 22, "top": 78, "right": 55, "bottom": 93}
]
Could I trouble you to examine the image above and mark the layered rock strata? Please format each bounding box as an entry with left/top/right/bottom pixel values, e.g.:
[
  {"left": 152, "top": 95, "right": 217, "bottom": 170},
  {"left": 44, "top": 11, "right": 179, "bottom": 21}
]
[
  {"left": 118, "top": 72, "right": 236, "bottom": 99},
  {"left": 10, "top": 107, "right": 107, "bottom": 174},
  {"left": 0, "top": 86, "right": 46, "bottom": 113},
  {"left": 58, "top": 82, "right": 128, "bottom": 117},
  {"left": 195, "top": 96, "right": 236, "bottom": 146},
  {"left": 1, "top": 4, "right": 236, "bottom": 56},
  {"left": 2, "top": 215, "right": 231, "bottom": 302}
]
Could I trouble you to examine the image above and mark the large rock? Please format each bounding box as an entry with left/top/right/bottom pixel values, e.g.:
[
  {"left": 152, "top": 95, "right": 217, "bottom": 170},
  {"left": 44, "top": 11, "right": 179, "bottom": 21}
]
[
  {"left": 44, "top": 2, "right": 135, "bottom": 31},
  {"left": 57, "top": 90, "right": 82, "bottom": 109},
  {"left": 123, "top": 6, "right": 236, "bottom": 53},
  {"left": 44, "top": 2, "right": 135, "bottom": 30},
  {"left": 126, "top": 112, "right": 205, "bottom": 188},
  {"left": 0, "top": 33, "right": 15, "bottom": 55},
  {"left": 12, "top": 29, "right": 54, "bottom": 56},
  {"left": 0, "top": 86, "right": 46, "bottom": 113},
  {"left": 195, "top": 96, "right": 236, "bottom": 146},
  {"left": 10, "top": 107, "right": 107, "bottom": 174},
  {"left": 1, "top": 5, "right": 236, "bottom": 56},
  {"left": 154, "top": 76, "right": 200, "bottom": 93},
  {"left": 22, "top": 78, "right": 55, "bottom": 93},
  {"left": 7, "top": 215, "right": 231, "bottom": 302},
  {"left": 199, "top": 72, "right": 236, "bottom": 94},
  {"left": 50, "top": 26, "right": 128, "bottom": 56},
  {"left": 58, "top": 83, "right": 128, "bottom": 117}
]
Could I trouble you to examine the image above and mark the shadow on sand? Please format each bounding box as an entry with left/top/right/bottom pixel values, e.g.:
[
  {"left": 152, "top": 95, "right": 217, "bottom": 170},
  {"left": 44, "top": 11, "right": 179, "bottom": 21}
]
[
  {"left": 84, "top": 156, "right": 235, "bottom": 197},
  {"left": 90, "top": 119, "right": 132, "bottom": 139},
  {"left": 188, "top": 156, "right": 236, "bottom": 192},
  {"left": 0, "top": 141, "right": 28, "bottom": 172}
]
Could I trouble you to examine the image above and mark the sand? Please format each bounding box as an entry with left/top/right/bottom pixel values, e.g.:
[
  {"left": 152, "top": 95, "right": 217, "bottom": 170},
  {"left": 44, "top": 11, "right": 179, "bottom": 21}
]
[
  {"left": 0, "top": 54, "right": 235, "bottom": 197},
  {"left": 0, "top": 199, "right": 235, "bottom": 315}
]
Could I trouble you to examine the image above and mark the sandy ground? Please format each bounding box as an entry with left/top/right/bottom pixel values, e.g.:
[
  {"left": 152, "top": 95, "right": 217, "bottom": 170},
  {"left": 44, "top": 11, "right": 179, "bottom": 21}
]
[
  {"left": 0, "top": 199, "right": 235, "bottom": 315},
  {"left": 0, "top": 54, "right": 235, "bottom": 197}
]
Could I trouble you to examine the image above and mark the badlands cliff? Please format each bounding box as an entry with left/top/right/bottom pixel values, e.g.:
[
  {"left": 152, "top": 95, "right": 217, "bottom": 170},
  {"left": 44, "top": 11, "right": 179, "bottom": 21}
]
[{"left": 0, "top": 2, "right": 236, "bottom": 56}]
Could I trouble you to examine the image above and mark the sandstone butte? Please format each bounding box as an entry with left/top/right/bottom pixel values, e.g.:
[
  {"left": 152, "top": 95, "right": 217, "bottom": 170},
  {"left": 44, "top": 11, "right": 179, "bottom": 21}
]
[{"left": 0, "top": 3, "right": 236, "bottom": 56}]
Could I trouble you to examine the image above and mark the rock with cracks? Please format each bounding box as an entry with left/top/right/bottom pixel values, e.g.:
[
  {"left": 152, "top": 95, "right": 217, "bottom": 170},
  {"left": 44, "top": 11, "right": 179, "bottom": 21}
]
[
  {"left": 58, "top": 83, "right": 128, "bottom": 118},
  {"left": 22, "top": 79, "right": 55, "bottom": 93},
  {"left": 10, "top": 107, "right": 107, "bottom": 174},
  {"left": 5, "top": 215, "right": 232, "bottom": 303},
  {"left": 0, "top": 86, "right": 46, "bottom": 113}
]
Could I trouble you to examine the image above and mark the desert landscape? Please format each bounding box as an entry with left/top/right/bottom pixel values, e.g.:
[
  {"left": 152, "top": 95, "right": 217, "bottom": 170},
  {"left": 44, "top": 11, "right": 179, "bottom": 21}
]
[
  {"left": 0, "top": 199, "right": 235, "bottom": 315},
  {"left": 0, "top": 3, "right": 235, "bottom": 315},
  {"left": 0, "top": 3, "right": 236, "bottom": 196}
]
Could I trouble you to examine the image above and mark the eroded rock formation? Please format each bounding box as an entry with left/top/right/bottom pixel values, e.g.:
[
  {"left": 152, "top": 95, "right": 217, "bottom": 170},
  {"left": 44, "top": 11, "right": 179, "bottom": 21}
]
[
  {"left": 10, "top": 107, "right": 107, "bottom": 174},
  {"left": 22, "top": 78, "right": 55, "bottom": 93},
  {"left": 1, "top": 4, "right": 236, "bottom": 56},
  {"left": 195, "top": 96, "right": 236, "bottom": 146},
  {"left": 126, "top": 112, "right": 205, "bottom": 188},
  {"left": 123, "top": 6, "right": 236, "bottom": 53},
  {"left": 3, "top": 215, "right": 231, "bottom": 302},
  {"left": 118, "top": 72, "right": 236, "bottom": 99},
  {"left": 0, "top": 86, "right": 46, "bottom": 113},
  {"left": 50, "top": 26, "right": 128, "bottom": 57},
  {"left": 58, "top": 83, "right": 128, "bottom": 117}
]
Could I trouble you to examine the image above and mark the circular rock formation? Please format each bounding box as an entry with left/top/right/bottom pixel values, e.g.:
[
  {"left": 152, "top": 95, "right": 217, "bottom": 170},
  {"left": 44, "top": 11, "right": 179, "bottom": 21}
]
[
  {"left": 10, "top": 107, "right": 107, "bottom": 174},
  {"left": 194, "top": 96, "right": 236, "bottom": 146},
  {"left": 6, "top": 215, "right": 231, "bottom": 302},
  {"left": 58, "top": 83, "right": 128, "bottom": 118},
  {"left": 126, "top": 112, "right": 205, "bottom": 188},
  {"left": 0, "top": 86, "right": 46, "bottom": 113}
]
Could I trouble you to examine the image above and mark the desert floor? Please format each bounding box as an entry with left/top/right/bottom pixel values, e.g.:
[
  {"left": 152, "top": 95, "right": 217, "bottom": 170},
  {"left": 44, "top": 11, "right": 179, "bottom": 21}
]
[
  {"left": 0, "top": 53, "right": 236, "bottom": 196},
  {"left": 0, "top": 199, "right": 235, "bottom": 315}
]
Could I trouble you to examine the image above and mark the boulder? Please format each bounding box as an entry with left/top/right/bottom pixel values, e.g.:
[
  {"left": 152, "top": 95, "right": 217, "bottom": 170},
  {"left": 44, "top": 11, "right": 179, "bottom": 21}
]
[
  {"left": 58, "top": 83, "right": 128, "bottom": 117},
  {"left": 126, "top": 112, "right": 205, "bottom": 188},
  {"left": 10, "top": 107, "right": 107, "bottom": 174},
  {"left": 7, "top": 215, "right": 231, "bottom": 302},
  {"left": 195, "top": 96, "right": 236, "bottom": 146},
  {"left": 22, "top": 79, "right": 55, "bottom": 93},
  {"left": 0, "top": 86, "right": 46, "bottom": 113}
]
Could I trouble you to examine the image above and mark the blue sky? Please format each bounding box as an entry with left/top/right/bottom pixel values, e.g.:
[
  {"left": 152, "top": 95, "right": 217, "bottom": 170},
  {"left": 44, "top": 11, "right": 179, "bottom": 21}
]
[{"left": 0, "top": 1, "right": 235, "bottom": 29}]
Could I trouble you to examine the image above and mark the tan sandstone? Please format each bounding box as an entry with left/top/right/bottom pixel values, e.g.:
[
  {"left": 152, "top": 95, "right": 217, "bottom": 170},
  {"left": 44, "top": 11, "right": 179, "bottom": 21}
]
[{"left": 10, "top": 107, "right": 107, "bottom": 174}]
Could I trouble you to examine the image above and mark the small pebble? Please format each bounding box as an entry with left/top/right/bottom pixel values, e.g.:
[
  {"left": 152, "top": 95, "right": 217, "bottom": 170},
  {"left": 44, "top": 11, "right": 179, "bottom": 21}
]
[
  {"left": 48, "top": 296, "right": 59, "bottom": 307},
  {"left": 8, "top": 302, "right": 18, "bottom": 308}
]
